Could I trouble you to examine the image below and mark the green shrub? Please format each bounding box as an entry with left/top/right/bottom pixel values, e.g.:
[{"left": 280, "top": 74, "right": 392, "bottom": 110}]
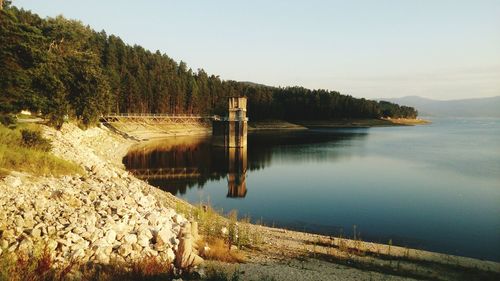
[
  {"left": 20, "top": 129, "right": 52, "bottom": 151},
  {"left": 0, "top": 114, "right": 17, "bottom": 126},
  {"left": 0, "top": 125, "right": 21, "bottom": 145}
]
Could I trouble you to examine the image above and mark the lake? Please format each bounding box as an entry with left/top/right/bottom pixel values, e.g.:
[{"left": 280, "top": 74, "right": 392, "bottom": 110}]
[{"left": 123, "top": 118, "right": 500, "bottom": 262}]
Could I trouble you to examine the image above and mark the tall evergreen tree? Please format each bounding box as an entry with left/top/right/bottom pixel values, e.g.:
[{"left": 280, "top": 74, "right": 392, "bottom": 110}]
[{"left": 0, "top": 4, "right": 418, "bottom": 127}]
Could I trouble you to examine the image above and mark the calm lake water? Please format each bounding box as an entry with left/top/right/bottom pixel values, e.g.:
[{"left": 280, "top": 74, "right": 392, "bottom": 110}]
[{"left": 123, "top": 118, "right": 500, "bottom": 261}]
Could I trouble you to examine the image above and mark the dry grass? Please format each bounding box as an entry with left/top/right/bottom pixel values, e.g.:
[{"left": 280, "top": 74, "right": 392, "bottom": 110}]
[
  {"left": 0, "top": 124, "right": 82, "bottom": 176},
  {"left": 0, "top": 168, "right": 9, "bottom": 178},
  {"left": 109, "top": 256, "right": 173, "bottom": 281},
  {"left": 0, "top": 248, "right": 70, "bottom": 281},
  {"left": 175, "top": 203, "right": 264, "bottom": 251},
  {"left": 0, "top": 248, "right": 174, "bottom": 281},
  {"left": 0, "top": 246, "right": 262, "bottom": 281},
  {"left": 174, "top": 203, "right": 264, "bottom": 264},
  {"left": 198, "top": 238, "right": 246, "bottom": 263}
]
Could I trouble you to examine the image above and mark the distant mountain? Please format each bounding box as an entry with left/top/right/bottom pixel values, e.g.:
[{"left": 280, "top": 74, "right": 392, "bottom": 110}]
[
  {"left": 378, "top": 96, "right": 500, "bottom": 117},
  {"left": 239, "top": 81, "right": 270, "bottom": 88}
]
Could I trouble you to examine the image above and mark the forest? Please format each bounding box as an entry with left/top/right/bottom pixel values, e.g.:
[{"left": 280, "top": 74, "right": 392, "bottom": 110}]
[{"left": 0, "top": 2, "right": 418, "bottom": 127}]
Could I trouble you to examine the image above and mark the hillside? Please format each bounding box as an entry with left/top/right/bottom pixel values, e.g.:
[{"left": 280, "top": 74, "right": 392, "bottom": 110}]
[
  {"left": 379, "top": 96, "right": 500, "bottom": 118},
  {"left": 0, "top": 3, "right": 417, "bottom": 128}
]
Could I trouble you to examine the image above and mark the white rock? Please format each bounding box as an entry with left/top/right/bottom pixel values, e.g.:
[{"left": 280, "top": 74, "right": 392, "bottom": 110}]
[
  {"left": 95, "top": 252, "right": 110, "bottom": 264},
  {"left": 47, "top": 226, "right": 56, "bottom": 235},
  {"left": 18, "top": 239, "right": 33, "bottom": 253},
  {"left": 132, "top": 243, "right": 143, "bottom": 252},
  {"left": 221, "top": 227, "right": 228, "bottom": 235},
  {"left": 73, "top": 226, "right": 85, "bottom": 234},
  {"left": 138, "top": 227, "right": 153, "bottom": 239},
  {"left": 92, "top": 238, "right": 110, "bottom": 249},
  {"left": 166, "top": 248, "right": 175, "bottom": 262},
  {"left": 138, "top": 235, "right": 150, "bottom": 247},
  {"left": 123, "top": 234, "right": 137, "bottom": 245},
  {"left": 156, "top": 228, "right": 174, "bottom": 246},
  {"left": 8, "top": 242, "right": 18, "bottom": 252},
  {"left": 0, "top": 123, "right": 195, "bottom": 268},
  {"left": 31, "top": 228, "right": 41, "bottom": 238},
  {"left": 173, "top": 214, "right": 184, "bottom": 224},
  {"left": 72, "top": 248, "right": 85, "bottom": 259},
  {"left": 145, "top": 248, "right": 158, "bottom": 257},
  {"left": 105, "top": 229, "right": 117, "bottom": 244},
  {"left": 0, "top": 240, "right": 9, "bottom": 249},
  {"left": 147, "top": 213, "right": 159, "bottom": 226},
  {"left": 47, "top": 240, "right": 58, "bottom": 252},
  {"left": 5, "top": 176, "right": 22, "bottom": 188},
  {"left": 118, "top": 244, "right": 132, "bottom": 257}
]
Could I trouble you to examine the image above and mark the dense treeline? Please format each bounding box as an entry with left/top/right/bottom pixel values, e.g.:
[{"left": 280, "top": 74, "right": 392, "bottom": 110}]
[
  {"left": 378, "top": 101, "right": 417, "bottom": 119},
  {"left": 0, "top": 3, "right": 417, "bottom": 127}
]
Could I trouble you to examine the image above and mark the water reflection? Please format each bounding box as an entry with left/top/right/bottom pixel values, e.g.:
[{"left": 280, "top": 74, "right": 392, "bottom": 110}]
[
  {"left": 123, "top": 137, "right": 249, "bottom": 198},
  {"left": 122, "top": 122, "right": 500, "bottom": 261},
  {"left": 227, "top": 147, "right": 247, "bottom": 198},
  {"left": 123, "top": 130, "right": 368, "bottom": 197}
]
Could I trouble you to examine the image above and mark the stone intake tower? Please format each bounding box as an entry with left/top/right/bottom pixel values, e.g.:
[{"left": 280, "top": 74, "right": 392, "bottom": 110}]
[{"left": 212, "top": 97, "right": 248, "bottom": 147}]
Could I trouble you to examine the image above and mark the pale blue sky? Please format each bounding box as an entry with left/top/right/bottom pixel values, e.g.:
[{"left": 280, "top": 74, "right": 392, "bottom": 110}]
[{"left": 13, "top": 0, "right": 500, "bottom": 100}]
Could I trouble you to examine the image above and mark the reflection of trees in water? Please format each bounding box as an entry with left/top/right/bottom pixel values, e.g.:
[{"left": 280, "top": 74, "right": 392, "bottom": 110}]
[
  {"left": 147, "top": 176, "right": 225, "bottom": 195},
  {"left": 123, "top": 138, "right": 248, "bottom": 197},
  {"left": 123, "top": 139, "right": 229, "bottom": 195},
  {"left": 247, "top": 129, "right": 368, "bottom": 167},
  {"left": 123, "top": 130, "right": 368, "bottom": 196}
]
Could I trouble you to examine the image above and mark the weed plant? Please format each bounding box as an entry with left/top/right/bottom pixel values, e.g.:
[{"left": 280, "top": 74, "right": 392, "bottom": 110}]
[{"left": 0, "top": 124, "right": 82, "bottom": 177}]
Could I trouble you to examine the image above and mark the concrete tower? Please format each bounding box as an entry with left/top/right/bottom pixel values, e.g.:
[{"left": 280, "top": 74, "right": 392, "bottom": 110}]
[{"left": 212, "top": 97, "right": 248, "bottom": 147}]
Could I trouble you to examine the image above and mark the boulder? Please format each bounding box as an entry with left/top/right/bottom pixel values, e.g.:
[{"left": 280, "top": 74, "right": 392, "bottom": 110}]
[{"left": 175, "top": 223, "right": 203, "bottom": 269}]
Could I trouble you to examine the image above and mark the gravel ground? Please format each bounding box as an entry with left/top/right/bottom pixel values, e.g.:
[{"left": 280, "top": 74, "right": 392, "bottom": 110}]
[{"left": 204, "top": 259, "right": 421, "bottom": 281}]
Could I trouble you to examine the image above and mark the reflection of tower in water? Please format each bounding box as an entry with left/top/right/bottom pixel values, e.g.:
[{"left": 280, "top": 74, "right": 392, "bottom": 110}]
[
  {"left": 212, "top": 97, "right": 249, "bottom": 198},
  {"left": 227, "top": 147, "right": 247, "bottom": 198}
]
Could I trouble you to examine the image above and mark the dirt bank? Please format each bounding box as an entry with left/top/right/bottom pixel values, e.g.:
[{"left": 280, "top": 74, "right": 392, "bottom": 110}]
[
  {"left": 249, "top": 118, "right": 429, "bottom": 131},
  {"left": 105, "top": 118, "right": 429, "bottom": 140},
  {"left": 295, "top": 118, "right": 430, "bottom": 128},
  {"left": 248, "top": 120, "right": 307, "bottom": 131}
]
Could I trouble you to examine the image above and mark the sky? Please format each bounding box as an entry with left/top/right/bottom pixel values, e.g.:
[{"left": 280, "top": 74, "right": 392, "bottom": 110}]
[{"left": 13, "top": 0, "right": 500, "bottom": 100}]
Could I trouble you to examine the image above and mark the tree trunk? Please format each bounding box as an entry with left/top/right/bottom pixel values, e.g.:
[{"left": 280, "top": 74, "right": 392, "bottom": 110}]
[{"left": 0, "top": 0, "right": 3, "bottom": 11}]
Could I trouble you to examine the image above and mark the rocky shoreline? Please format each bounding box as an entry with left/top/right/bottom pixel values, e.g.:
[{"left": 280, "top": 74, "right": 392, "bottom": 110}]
[
  {"left": 1, "top": 122, "right": 499, "bottom": 281},
  {"left": 0, "top": 123, "right": 202, "bottom": 271}
]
